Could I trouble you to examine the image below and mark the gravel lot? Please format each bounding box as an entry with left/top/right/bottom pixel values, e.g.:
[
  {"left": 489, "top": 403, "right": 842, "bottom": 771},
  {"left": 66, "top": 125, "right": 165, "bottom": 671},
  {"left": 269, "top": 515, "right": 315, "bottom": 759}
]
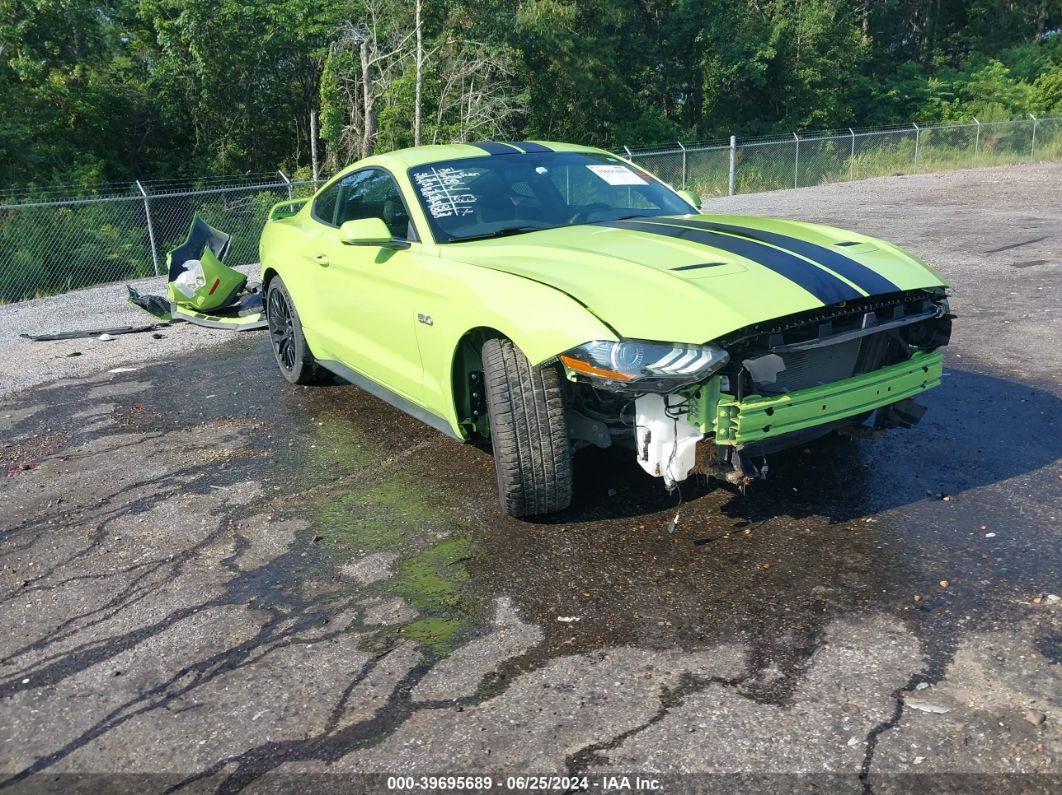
[
  {"left": 1, "top": 163, "right": 1059, "bottom": 794},
  {"left": 0, "top": 265, "right": 255, "bottom": 399}
]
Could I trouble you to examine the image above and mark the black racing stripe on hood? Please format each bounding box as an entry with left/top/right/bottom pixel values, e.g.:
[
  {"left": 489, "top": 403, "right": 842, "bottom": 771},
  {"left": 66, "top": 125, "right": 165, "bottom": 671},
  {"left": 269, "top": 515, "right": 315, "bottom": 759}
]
[
  {"left": 510, "top": 141, "right": 551, "bottom": 153},
  {"left": 470, "top": 141, "right": 523, "bottom": 155},
  {"left": 602, "top": 220, "right": 862, "bottom": 306},
  {"left": 642, "top": 218, "right": 901, "bottom": 296}
]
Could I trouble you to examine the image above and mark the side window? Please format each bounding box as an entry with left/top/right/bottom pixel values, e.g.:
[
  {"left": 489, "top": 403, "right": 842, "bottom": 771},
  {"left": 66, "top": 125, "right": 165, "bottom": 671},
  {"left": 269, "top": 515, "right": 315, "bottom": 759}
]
[
  {"left": 312, "top": 169, "right": 415, "bottom": 240},
  {"left": 312, "top": 182, "right": 341, "bottom": 225},
  {"left": 337, "top": 169, "right": 413, "bottom": 239}
]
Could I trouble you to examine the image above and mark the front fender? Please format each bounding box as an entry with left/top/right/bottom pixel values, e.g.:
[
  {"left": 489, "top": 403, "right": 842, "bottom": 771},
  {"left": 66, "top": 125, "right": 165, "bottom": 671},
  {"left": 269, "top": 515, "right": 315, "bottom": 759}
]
[{"left": 414, "top": 259, "right": 618, "bottom": 436}]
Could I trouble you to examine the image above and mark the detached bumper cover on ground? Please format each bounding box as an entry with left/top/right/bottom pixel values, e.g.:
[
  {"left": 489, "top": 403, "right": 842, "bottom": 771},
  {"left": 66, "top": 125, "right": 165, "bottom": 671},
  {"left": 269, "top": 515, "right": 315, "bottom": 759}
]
[{"left": 128, "top": 217, "right": 267, "bottom": 331}]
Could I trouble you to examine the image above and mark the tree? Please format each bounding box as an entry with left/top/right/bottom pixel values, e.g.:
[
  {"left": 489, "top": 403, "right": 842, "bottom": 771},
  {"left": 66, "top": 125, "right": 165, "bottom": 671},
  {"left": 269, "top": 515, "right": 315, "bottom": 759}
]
[
  {"left": 3, "top": 0, "right": 1062, "bottom": 186},
  {"left": 323, "top": 2, "right": 414, "bottom": 163},
  {"left": 429, "top": 40, "right": 524, "bottom": 144},
  {"left": 414, "top": 0, "right": 423, "bottom": 146}
]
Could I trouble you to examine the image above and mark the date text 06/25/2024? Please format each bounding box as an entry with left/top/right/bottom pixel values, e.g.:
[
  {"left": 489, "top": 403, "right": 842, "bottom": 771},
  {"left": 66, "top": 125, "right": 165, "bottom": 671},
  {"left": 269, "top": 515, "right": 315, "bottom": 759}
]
[{"left": 386, "top": 775, "right": 663, "bottom": 791}]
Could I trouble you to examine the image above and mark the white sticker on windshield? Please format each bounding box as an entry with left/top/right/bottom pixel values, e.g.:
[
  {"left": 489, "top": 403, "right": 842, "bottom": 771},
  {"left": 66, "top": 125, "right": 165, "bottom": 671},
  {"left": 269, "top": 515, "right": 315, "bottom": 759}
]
[{"left": 586, "top": 164, "right": 648, "bottom": 186}]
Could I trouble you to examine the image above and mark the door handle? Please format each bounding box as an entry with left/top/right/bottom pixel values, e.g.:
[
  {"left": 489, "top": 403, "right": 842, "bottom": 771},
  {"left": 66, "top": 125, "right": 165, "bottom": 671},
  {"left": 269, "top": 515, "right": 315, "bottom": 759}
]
[{"left": 314, "top": 253, "right": 330, "bottom": 267}]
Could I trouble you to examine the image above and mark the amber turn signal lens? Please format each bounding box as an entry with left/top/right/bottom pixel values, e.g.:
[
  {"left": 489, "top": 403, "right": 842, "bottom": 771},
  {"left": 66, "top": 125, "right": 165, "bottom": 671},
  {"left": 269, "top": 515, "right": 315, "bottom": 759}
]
[{"left": 559, "top": 355, "right": 636, "bottom": 382}]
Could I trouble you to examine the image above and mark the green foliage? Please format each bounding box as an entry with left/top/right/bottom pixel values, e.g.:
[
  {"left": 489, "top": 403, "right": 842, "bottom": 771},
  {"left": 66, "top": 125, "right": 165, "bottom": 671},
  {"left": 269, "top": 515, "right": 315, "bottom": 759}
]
[
  {"left": 2, "top": 0, "right": 1061, "bottom": 181},
  {"left": 1035, "top": 63, "right": 1062, "bottom": 113},
  {"left": 937, "top": 59, "right": 1038, "bottom": 121},
  {"left": 0, "top": 199, "right": 153, "bottom": 302}
]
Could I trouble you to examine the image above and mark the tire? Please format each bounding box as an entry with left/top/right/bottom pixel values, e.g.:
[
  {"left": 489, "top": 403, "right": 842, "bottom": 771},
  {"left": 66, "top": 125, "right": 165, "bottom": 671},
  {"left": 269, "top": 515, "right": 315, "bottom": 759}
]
[
  {"left": 266, "top": 277, "right": 325, "bottom": 385},
  {"left": 481, "top": 338, "right": 573, "bottom": 517}
]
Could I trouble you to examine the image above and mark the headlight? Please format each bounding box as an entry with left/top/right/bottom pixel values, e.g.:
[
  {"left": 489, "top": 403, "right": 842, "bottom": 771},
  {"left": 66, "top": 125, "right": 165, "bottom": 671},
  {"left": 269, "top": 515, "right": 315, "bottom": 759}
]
[{"left": 559, "top": 340, "right": 729, "bottom": 392}]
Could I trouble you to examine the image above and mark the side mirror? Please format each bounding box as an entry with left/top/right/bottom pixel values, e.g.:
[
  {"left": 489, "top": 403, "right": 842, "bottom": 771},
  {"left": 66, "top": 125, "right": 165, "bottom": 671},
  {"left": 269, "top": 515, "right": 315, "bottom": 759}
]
[
  {"left": 339, "top": 218, "right": 407, "bottom": 248},
  {"left": 676, "top": 189, "right": 701, "bottom": 211}
]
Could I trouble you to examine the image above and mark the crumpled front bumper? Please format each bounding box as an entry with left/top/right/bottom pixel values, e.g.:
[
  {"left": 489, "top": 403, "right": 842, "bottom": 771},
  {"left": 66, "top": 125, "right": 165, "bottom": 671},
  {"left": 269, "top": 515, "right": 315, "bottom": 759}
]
[{"left": 702, "top": 351, "right": 944, "bottom": 446}]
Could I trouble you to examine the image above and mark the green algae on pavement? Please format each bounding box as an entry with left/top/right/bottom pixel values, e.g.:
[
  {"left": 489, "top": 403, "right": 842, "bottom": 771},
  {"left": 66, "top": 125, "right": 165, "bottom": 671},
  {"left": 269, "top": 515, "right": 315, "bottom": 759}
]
[
  {"left": 399, "top": 618, "right": 464, "bottom": 655},
  {"left": 390, "top": 537, "right": 475, "bottom": 612},
  {"left": 302, "top": 415, "right": 379, "bottom": 482},
  {"left": 384, "top": 537, "right": 483, "bottom": 656},
  {"left": 311, "top": 474, "right": 445, "bottom": 553}
]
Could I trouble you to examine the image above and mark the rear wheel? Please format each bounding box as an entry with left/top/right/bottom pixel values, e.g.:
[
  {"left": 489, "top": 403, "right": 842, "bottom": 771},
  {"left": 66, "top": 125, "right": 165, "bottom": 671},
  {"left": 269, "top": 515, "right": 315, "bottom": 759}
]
[
  {"left": 266, "top": 277, "right": 325, "bottom": 385},
  {"left": 482, "top": 338, "right": 573, "bottom": 517}
]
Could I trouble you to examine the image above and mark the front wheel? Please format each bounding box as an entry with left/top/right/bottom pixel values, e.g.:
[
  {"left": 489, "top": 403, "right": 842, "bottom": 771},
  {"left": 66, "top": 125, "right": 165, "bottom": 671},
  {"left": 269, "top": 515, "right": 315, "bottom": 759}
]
[
  {"left": 482, "top": 338, "right": 573, "bottom": 517},
  {"left": 266, "top": 277, "right": 325, "bottom": 385}
]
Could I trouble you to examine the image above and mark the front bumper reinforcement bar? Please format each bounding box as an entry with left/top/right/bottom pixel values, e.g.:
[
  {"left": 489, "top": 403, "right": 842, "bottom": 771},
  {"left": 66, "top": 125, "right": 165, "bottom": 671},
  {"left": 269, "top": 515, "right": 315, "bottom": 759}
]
[{"left": 711, "top": 351, "right": 944, "bottom": 445}]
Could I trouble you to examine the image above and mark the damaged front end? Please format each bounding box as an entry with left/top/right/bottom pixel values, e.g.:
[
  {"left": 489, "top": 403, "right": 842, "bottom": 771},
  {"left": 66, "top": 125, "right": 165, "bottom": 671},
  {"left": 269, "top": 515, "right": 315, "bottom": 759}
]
[{"left": 560, "top": 288, "right": 953, "bottom": 491}]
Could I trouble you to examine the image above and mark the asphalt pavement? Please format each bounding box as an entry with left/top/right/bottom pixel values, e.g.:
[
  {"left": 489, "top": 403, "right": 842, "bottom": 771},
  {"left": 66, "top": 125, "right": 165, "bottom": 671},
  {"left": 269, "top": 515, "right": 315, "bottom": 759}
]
[{"left": 1, "top": 164, "right": 1059, "bottom": 794}]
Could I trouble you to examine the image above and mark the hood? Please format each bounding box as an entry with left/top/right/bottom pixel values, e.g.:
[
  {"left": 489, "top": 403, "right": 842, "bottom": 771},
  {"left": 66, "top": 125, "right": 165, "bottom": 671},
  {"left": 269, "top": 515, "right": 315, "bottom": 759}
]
[{"left": 440, "top": 214, "right": 946, "bottom": 343}]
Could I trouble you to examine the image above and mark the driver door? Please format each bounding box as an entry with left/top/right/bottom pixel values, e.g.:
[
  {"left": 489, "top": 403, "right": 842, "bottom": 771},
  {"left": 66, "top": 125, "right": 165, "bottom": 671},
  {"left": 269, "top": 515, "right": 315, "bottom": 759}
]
[{"left": 306, "top": 168, "right": 425, "bottom": 404}]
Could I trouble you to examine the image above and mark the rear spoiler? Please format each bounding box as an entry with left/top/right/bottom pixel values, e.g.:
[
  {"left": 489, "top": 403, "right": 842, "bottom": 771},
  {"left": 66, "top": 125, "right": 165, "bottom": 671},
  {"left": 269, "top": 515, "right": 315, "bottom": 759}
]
[{"left": 268, "top": 197, "right": 310, "bottom": 221}]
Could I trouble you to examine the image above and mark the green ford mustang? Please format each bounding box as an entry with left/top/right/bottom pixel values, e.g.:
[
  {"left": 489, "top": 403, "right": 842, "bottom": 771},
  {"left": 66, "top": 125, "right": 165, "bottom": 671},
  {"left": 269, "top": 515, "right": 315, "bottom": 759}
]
[{"left": 259, "top": 140, "right": 952, "bottom": 516}]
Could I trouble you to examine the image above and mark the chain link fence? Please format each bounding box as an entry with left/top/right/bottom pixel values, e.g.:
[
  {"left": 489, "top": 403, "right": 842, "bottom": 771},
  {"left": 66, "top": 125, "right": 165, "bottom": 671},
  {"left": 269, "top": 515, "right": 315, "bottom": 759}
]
[
  {"left": 2, "top": 115, "right": 1061, "bottom": 304},
  {"left": 0, "top": 173, "right": 323, "bottom": 304},
  {"left": 628, "top": 115, "right": 1062, "bottom": 198}
]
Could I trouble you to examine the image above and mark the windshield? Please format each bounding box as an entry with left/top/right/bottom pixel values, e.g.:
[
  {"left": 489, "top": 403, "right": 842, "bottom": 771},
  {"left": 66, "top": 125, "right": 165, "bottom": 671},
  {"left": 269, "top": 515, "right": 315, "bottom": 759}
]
[{"left": 407, "top": 151, "right": 693, "bottom": 243}]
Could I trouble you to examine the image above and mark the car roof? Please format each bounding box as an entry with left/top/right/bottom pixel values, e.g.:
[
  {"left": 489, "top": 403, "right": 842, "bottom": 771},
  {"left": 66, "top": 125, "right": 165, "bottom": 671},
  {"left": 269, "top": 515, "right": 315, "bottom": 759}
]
[{"left": 347, "top": 141, "right": 611, "bottom": 174}]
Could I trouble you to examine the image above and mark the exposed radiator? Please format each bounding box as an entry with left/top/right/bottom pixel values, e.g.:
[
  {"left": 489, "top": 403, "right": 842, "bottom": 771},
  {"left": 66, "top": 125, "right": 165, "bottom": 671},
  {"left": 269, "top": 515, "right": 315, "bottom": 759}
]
[{"left": 744, "top": 337, "right": 865, "bottom": 394}]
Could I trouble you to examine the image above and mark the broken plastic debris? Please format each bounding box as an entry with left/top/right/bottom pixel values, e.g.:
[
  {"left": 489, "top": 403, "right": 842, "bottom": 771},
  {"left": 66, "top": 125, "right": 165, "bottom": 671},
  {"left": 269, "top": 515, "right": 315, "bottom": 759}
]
[
  {"left": 19, "top": 323, "right": 164, "bottom": 341},
  {"left": 556, "top": 616, "right": 581, "bottom": 623},
  {"left": 97, "top": 333, "right": 117, "bottom": 341},
  {"left": 173, "top": 259, "right": 206, "bottom": 298},
  {"left": 127, "top": 219, "right": 266, "bottom": 331},
  {"left": 904, "top": 698, "right": 951, "bottom": 714},
  {"left": 666, "top": 512, "right": 680, "bottom": 534}
]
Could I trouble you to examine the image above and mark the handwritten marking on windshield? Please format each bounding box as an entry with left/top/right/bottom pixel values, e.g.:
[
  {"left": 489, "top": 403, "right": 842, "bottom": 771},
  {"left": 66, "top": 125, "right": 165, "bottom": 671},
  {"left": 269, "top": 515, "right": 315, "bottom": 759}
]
[{"left": 413, "top": 167, "right": 478, "bottom": 219}]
